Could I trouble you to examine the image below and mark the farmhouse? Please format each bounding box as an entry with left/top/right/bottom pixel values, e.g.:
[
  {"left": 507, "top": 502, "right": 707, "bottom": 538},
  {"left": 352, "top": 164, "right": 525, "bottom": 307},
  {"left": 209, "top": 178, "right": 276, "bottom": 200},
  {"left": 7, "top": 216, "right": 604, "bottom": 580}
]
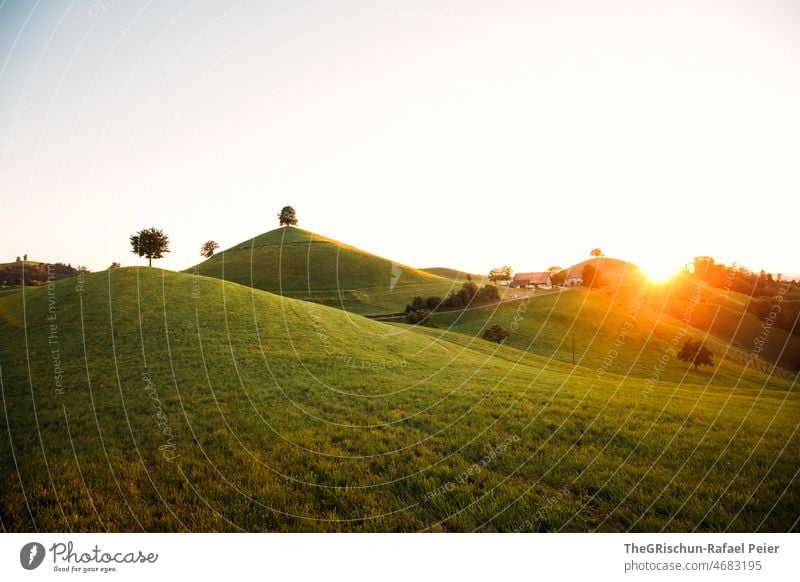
[
  {"left": 565, "top": 274, "right": 583, "bottom": 286},
  {"left": 511, "top": 272, "right": 551, "bottom": 289}
]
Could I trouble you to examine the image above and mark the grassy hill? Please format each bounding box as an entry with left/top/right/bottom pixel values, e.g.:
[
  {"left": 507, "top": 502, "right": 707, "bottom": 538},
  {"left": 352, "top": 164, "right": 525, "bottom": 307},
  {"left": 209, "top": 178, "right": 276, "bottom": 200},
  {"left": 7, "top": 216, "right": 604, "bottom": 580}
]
[
  {"left": 187, "top": 227, "right": 464, "bottom": 314},
  {"left": 0, "top": 267, "right": 797, "bottom": 532},
  {"left": 426, "top": 284, "right": 797, "bottom": 384},
  {"left": 657, "top": 281, "right": 800, "bottom": 373},
  {"left": 421, "top": 267, "right": 484, "bottom": 281},
  {"left": 565, "top": 257, "right": 645, "bottom": 288},
  {"left": 0, "top": 259, "right": 82, "bottom": 288}
]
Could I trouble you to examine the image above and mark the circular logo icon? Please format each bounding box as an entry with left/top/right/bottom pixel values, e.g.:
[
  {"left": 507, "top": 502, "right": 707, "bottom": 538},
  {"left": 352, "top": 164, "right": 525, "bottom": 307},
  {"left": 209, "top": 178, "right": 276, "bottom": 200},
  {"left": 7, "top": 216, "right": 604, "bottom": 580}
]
[{"left": 20, "top": 542, "right": 46, "bottom": 570}]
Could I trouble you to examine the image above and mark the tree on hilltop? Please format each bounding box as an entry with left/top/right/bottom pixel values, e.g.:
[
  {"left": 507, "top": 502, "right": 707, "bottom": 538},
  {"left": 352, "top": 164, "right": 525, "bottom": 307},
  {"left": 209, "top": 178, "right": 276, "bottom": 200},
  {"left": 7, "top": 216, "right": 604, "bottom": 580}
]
[
  {"left": 200, "top": 240, "right": 219, "bottom": 258},
  {"left": 130, "top": 228, "right": 170, "bottom": 267},
  {"left": 278, "top": 206, "right": 298, "bottom": 227}
]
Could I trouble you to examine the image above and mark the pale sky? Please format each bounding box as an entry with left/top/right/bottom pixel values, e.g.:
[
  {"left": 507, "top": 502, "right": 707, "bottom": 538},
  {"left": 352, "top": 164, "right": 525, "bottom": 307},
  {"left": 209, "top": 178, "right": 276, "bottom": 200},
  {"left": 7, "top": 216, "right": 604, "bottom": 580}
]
[{"left": 1, "top": 0, "right": 798, "bottom": 276}]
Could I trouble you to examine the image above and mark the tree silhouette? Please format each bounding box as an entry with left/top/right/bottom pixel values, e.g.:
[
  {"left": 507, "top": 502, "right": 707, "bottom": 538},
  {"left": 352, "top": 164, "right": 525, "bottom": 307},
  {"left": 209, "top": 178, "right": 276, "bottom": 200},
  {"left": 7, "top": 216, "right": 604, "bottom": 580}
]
[
  {"left": 482, "top": 324, "right": 509, "bottom": 344},
  {"left": 489, "top": 266, "right": 513, "bottom": 283},
  {"left": 590, "top": 248, "right": 604, "bottom": 257},
  {"left": 130, "top": 228, "right": 170, "bottom": 267},
  {"left": 200, "top": 240, "right": 219, "bottom": 258},
  {"left": 278, "top": 206, "right": 298, "bottom": 227},
  {"left": 677, "top": 338, "right": 714, "bottom": 371},
  {"left": 548, "top": 265, "right": 566, "bottom": 286},
  {"left": 581, "top": 264, "right": 606, "bottom": 289}
]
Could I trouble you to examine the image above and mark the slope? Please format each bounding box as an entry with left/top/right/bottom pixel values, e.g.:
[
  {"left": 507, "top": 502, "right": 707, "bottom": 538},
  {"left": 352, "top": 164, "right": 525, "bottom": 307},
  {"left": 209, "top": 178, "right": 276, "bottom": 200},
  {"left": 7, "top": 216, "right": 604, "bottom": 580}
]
[
  {"left": 0, "top": 268, "right": 797, "bottom": 532},
  {"left": 565, "top": 257, "right": 645, "bottom": 288},
  {"left": 426, "top": 282, "right": 798, "bottom": 386},
  {"left": 186, "top": 226, "right": 460, "bottom": 314}
]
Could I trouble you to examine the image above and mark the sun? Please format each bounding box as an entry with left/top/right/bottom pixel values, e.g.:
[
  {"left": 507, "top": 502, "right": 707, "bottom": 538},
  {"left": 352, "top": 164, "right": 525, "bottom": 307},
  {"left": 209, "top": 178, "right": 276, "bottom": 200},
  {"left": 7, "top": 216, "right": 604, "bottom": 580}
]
[{"left": 640, "top": 262, "right": 680, "bottom": 283}]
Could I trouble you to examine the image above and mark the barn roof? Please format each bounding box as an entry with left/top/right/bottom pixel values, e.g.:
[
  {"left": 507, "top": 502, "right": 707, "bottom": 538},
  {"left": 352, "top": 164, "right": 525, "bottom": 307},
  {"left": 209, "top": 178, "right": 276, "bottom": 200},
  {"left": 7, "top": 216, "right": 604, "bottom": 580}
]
[{"left": 512, "top": 272, "right": 551, "bottom": 285}]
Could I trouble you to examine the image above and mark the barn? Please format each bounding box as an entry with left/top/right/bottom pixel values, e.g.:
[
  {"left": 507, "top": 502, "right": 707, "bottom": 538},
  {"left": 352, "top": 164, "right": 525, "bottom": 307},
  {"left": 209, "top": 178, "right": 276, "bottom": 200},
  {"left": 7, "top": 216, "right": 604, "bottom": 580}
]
[{"left": 510, "top": 272, "right": 552, "bottom": 289}]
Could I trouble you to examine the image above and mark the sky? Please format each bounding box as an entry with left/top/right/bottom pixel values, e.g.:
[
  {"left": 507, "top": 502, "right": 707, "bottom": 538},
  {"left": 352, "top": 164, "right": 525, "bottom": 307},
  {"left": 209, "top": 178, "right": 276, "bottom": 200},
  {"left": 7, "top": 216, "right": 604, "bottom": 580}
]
[{"left": 1, "top": 0, "right": 798, "bottom": 277}]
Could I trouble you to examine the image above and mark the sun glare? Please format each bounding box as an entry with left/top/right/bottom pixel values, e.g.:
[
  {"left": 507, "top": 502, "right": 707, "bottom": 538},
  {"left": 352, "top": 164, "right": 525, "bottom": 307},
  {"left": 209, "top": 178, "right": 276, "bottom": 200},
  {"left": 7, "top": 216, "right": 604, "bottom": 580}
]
[{"left": 640, "top": 263, "right": 680, "bottom": 283}]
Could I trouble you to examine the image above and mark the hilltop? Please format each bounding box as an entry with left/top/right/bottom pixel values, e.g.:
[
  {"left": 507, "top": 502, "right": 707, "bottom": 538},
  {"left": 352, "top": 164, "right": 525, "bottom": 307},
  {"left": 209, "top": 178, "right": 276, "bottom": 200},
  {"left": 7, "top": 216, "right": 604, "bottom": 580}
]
[
  {"left": 564, "top": 257, "right": 645, "bottom": 288},
  {"left": 186, "top": 227, "right": 465, "bottom": 314},
  {"left": 0, "top": 267, "right": 797, "bottom": 532}
]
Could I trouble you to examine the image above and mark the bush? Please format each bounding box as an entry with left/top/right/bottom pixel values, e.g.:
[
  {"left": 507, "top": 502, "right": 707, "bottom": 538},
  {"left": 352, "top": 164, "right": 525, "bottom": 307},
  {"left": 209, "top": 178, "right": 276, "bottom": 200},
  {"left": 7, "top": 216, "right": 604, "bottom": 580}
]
[
  {"left": 474, "top": 284, "right": 501, "bottom": 305},
  {"left": 424, "top": 296, "right": 443, "bottom": 310},
  {"left": 581, "top": 264, "right": 606, "bottom": 289},
  {"left": 482, "top": 324, "right": 509, "bottom": 344},
  {"left": 405, "top": 282, "right": 501, "bottom": 315},
  {"left": 405, "top": 296, "right": 426, "bottom": 314},
  {"left": 677, "top": 338, "right": 714, "bottom": 370},
  {"left": 406, "top": 308, "right": 435, "bottom": 326}
]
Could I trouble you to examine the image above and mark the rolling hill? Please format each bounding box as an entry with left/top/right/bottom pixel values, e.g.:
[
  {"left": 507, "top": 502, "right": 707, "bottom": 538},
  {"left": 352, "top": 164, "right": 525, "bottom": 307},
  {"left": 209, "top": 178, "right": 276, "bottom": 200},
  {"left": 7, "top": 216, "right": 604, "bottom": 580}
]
[
  {"left": 423, "top": 256, "right": 799, "bottom": 375},
  {"left": 565, "top": 257, "right": 646, "bottom": 288},
  {"left": 0, "top": 267, "right": 797, "bottom": 532},
  {"left": 421, "top": 267, "right": 485, "bottom": 282},
  {"left": 186, "top": 227, "right": 464, "bottom": 314},
  {"left": 0, "top": 259, "right": 83, "bottom": 288}
]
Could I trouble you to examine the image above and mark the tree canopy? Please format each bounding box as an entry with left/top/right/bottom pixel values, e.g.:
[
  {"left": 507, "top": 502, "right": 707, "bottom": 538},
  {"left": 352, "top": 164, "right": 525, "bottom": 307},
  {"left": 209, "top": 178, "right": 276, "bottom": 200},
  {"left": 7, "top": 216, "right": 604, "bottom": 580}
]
[
  {"left": 489, "top": 266, "right": 513, "bottom": 283},
  {"left": 130, "top": 228, "right": 170, "bottom": 267},
  {"left": 278, "top": 206, "right": 298, "bottom": 227},
  {"left": 581, "top": 264, "right": 606, "bottom": 289},
  {"left": 548, "top": 266, "right": 567, "bottom": 286},
  {"left": 677, "top": 338, "right": 714, "bottom": 371},
  {"left": 200, "top": 240, "right": 220, "bottom": 258},
  {"left": 482, "top": 324, "right": 509, "bottom": 344}
]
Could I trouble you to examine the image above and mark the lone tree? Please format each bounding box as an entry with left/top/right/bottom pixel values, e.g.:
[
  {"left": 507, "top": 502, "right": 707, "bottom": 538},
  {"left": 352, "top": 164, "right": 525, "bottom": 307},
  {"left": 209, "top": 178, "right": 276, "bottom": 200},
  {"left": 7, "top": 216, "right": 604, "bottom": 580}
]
[
  {"left": 548, "top": 265, "right": 566, "bottom": 286},
  {"left": 590, "top": 248, "right": 604, "bottom": 258},
  {"left": 482, "top": 324, "right": 509, "bottom": 344},
  {"left": 200, "top": 240, "right": 220, "bottom": 258},
  {"left": 278, "top": 206, "right": 298, "bottom": 227},
  {"left": 130, "top": 227, "right": 170, "bottom": 267},
  {"left": 677, "top": 338, "right": 714, "bottom": 371},
  {"left": 489, "top": 266, "right": 513, "bottom": 283}
]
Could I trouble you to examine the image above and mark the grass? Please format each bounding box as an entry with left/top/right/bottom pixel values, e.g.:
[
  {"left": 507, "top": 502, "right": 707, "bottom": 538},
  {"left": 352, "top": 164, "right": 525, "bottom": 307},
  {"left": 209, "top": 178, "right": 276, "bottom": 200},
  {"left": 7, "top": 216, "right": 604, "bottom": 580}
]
[
  {"left": 0, "top": 267, "right": 797, "bottom": 532},
  {"left": 424, "top": 283, "right": 796, "bottom": 387},
  {"left": 664, "top": 284, "right": 800, "bottom": 372},
  {"left": 421, "top": 267, "right": 483, "bottom": 281},
  {"left": 186, "top": 227, "right": 463, "bottom": 314}
]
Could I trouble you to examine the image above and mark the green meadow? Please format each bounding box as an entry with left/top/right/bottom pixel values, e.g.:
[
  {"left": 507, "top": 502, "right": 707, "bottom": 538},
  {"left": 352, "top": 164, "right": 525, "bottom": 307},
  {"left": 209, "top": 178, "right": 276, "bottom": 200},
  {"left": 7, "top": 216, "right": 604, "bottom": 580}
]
[
  {"left": 186, "top": 226, "right": 462, "bottom": 315},
  {"left": 1, "top": 261, "right": 797, "bottom": 532}
]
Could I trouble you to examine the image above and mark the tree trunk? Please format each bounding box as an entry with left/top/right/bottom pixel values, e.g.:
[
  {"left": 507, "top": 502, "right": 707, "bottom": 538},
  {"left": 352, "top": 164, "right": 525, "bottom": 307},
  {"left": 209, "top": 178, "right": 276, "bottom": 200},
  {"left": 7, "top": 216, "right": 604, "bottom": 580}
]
[{"left": 149, "top": 257, "right": 152, "bottom": 267}]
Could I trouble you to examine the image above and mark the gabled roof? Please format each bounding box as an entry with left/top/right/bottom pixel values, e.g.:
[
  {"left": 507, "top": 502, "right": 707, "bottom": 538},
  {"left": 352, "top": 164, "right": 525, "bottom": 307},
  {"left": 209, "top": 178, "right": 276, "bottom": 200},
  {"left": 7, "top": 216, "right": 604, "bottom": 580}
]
[{"left": 512, "top": 272, "right": 551, "bottom": 285}]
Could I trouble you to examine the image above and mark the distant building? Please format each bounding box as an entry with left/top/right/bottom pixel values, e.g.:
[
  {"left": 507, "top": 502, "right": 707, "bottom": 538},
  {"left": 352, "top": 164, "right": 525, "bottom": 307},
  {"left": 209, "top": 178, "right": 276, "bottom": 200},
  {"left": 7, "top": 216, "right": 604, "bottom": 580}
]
[
  {"left": 565, "top": 275, "right": 583, "bottom": 286},
  {"left": 511, "top": 272, "right": 552, "bottom": 289}
]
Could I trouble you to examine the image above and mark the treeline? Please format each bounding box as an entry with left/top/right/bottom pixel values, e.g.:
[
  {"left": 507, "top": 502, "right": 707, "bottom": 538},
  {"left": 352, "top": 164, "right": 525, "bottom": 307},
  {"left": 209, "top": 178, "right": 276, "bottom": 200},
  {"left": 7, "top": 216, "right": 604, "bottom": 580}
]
[
  {"left": 691, "top": 256, "right": 796, "bottom": 297},
  {"left": 690, "top": 257, "right": 799, "bottom": 335},
  {"left": 405, "top": 280, "right": 501, "bottom": 325},
  {"left": 0, "top": 262, "right": 86, "bottom": 287},
  {"left": 747, "top": 295, "right": 800, "bottom": 335}
]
